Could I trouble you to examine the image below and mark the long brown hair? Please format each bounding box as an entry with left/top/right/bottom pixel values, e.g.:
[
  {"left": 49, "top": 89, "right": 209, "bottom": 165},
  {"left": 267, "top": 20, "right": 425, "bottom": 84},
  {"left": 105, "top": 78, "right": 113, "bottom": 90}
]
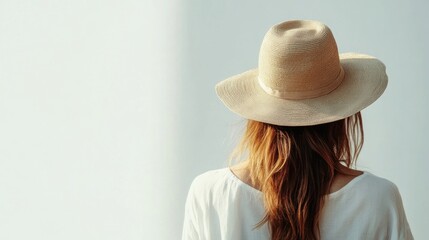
[{"left": 232, "top": 112, "right": 363, "bottom": 240}]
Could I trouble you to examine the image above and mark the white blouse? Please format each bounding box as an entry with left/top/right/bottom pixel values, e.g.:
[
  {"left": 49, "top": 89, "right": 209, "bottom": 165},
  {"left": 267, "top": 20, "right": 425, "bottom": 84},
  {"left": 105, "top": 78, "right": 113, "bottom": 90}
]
[{"left": 182, "top": 168, "right": 413, "bottom": 240}]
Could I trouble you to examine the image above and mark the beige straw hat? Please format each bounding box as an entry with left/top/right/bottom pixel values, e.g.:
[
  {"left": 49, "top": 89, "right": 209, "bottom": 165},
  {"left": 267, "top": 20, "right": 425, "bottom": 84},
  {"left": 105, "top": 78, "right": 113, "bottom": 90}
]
[{"left": 215, "top": 20, "right": 388, "bottom": 126}]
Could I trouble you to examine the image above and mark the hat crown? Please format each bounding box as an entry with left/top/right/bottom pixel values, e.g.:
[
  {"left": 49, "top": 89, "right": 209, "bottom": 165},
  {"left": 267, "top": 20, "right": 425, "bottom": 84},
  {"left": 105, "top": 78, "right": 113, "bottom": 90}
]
[{"left": 258, "top": 20, "right": 344, "bottom": 99}]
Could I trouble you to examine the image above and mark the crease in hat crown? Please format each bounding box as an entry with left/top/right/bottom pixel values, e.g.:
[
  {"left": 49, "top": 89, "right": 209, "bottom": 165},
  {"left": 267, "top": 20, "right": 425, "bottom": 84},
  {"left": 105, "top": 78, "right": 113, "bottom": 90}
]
[{"left": 257, "top": 20, "right": 344, "bottom": 100}]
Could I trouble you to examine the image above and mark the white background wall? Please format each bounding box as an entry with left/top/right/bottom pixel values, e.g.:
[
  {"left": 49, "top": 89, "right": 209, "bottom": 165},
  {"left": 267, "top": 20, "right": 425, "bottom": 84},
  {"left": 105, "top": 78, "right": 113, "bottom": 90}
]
[{"left": 0, "top": 0, "right": 427, "bottom": 239}]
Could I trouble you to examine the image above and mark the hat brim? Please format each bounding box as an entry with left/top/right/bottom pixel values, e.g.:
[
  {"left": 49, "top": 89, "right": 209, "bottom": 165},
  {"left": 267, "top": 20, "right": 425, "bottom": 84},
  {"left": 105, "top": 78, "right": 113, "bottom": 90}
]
[{"left": 215, "top": 53, "right": 388, "bottom": 126}]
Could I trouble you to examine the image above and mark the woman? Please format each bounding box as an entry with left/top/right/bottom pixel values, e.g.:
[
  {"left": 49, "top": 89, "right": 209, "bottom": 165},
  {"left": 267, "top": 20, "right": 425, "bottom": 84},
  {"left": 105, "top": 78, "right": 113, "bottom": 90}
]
[{"left": 182, "top": 20, "right": 413, "bottom": 240}]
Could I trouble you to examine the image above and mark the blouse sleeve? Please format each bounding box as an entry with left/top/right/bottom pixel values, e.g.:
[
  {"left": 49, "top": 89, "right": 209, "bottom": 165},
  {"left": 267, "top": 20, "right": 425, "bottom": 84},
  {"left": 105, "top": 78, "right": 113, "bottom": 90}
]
[
  {"left": 182, "top": 180, "right": 201, "bottom": 240},
  {"left": 386, "top": 183, "right": 413, "bottom": 240}
]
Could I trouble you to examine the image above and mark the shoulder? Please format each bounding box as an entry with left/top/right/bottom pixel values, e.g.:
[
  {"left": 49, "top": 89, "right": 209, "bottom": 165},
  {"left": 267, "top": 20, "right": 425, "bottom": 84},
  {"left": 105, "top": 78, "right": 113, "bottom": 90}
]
[
  {"left": 187, "top": 168, "right": 231, "bottom": 201},
  {"left": 360, "top": 172, "right": 413, "bottom": 238},
  {"left": 182, "top": 168, "right": 231, "bottom": 239},
  {"left": 190, "top": 168, "right": 230, "bottom": 189},
  {"left": 330, "top": 171, "right": 402, "bottom": 206},
  {"left": 351, "top": 172, "right": 406, "bottom": 214},
  {"left": 360, "top": 171, "right": 401, "bottom": 197},
  {"left": 322, "top": 172, "right": 413, "bottom": 239}
]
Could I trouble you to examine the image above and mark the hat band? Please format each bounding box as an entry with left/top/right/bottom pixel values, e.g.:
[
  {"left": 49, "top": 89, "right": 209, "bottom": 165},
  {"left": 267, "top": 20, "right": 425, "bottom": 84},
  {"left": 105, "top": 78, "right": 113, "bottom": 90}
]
[{"left": 257, "top": 67, "right": 345, "bottom": 100}]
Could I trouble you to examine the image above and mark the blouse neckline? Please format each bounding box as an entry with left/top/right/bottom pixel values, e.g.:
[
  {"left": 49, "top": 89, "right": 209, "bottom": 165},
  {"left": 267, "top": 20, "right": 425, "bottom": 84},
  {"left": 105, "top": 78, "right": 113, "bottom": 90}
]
[{"left": 227, "top": 167, "right": 368, "bottom": 198}]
